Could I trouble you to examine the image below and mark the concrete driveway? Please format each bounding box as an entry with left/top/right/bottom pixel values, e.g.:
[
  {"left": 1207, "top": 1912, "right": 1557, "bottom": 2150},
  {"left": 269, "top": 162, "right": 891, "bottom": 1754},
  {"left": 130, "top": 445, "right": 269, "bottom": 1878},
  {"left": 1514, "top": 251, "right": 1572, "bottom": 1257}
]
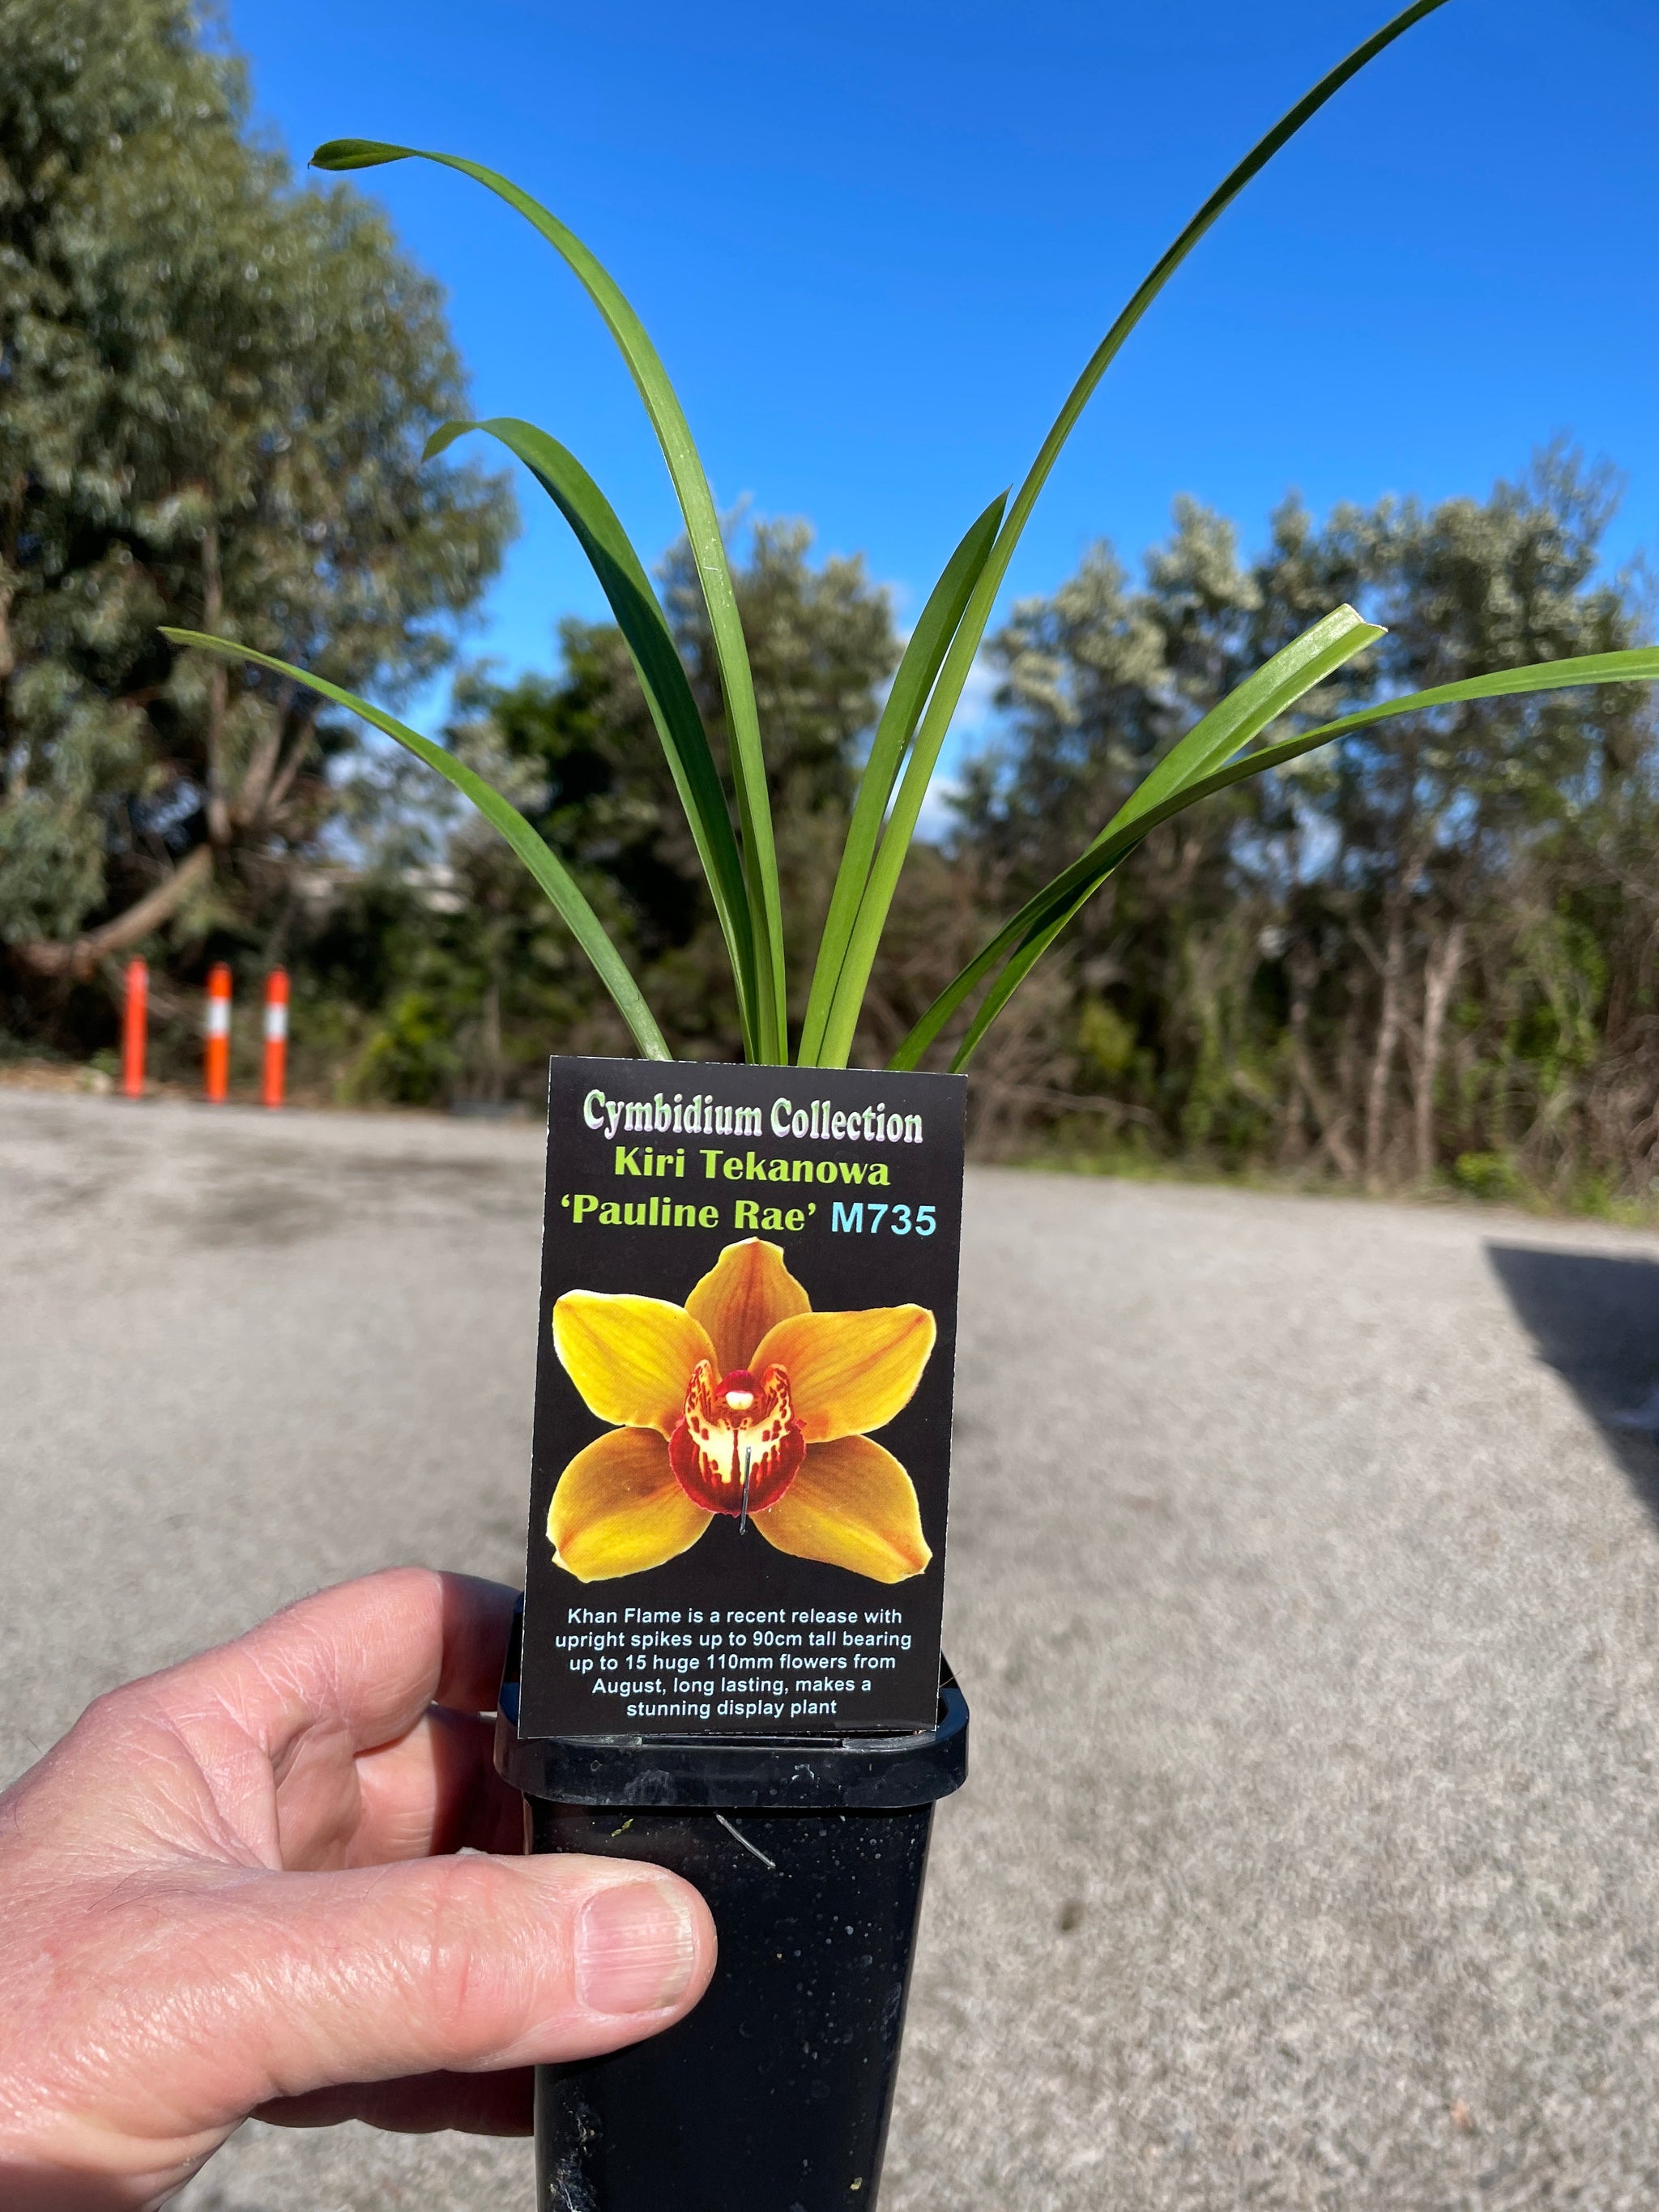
[{"left": 6, "top": 1089, "right": 1659, "bottom": 2210}]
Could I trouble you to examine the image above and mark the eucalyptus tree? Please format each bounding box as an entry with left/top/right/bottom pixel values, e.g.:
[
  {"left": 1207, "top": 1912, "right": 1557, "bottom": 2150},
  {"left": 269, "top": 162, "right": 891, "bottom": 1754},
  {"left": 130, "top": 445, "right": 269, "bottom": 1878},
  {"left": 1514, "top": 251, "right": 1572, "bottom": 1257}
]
[
  {"left": 969, "top": 452, "right": 1653, "bottom": 1183},
  {"left": 1311, "top": 451, "right": 1645, "bottom": 1181},
  {"left": 0, "top": 0, "right": 510, "bottom": 1004}
]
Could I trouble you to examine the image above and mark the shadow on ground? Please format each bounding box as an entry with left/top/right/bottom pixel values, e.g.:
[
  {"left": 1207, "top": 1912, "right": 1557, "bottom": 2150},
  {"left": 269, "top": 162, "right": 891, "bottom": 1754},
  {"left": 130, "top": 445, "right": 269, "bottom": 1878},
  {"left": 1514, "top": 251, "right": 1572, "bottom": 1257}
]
[{"left": 1487, "top": 1242, "right": 1659, "bottom": 1511}]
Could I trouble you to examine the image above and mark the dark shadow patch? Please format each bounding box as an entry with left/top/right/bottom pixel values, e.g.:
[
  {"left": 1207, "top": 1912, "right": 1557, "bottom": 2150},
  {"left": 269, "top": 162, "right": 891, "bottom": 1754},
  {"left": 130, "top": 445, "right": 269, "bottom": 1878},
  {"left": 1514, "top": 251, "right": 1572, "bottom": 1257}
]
[
  {"left": 186, "top": 1148, "right": 536, "bottom": 1246},
  {"left": 188, "top": 1184, "right": 337, "bottom": 1248},
  {"left": 8, "top": 1167, "right": 118, "bottom": 1217},
  {"left": 213, "top": 1141, "right": 524, "bottom": 1192},
  {"left": 336, "top": 1152, "right": 530, "bottom": 1195},
  {"left": 1486, "top": 1243, "right": 1659, "bottom": 1512}
]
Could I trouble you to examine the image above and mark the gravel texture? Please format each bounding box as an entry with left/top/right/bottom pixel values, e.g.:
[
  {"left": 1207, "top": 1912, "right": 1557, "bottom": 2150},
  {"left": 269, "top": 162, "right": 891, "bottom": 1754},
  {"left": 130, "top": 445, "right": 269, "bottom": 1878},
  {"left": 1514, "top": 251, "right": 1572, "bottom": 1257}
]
[{"left": 6, "top": 1090, "right": 1659, "bottom": 2209}]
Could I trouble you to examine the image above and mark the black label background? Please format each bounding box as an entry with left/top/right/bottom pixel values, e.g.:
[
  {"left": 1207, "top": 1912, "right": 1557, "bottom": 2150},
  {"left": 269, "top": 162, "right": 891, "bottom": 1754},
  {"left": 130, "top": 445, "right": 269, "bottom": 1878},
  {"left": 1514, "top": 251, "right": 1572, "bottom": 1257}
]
[{"left": 519, "top": 1056, "right": 966, "bottom": 1737}]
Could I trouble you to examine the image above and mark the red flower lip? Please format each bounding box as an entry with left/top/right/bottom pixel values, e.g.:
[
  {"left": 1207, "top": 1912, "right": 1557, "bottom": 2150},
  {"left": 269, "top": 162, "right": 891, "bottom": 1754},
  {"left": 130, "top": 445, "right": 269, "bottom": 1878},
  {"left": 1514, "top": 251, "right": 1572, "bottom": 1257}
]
[{"left": 668, "top": 1360, "right": 806, "bottom": 1518}]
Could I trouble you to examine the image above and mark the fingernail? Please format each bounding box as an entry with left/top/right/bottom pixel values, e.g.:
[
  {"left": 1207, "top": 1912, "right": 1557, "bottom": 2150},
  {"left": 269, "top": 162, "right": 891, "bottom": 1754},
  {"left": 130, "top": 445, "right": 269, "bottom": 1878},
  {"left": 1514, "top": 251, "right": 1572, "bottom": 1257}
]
[{"left": 576, "top": 1880, "right": 699, "bottom": 2014}]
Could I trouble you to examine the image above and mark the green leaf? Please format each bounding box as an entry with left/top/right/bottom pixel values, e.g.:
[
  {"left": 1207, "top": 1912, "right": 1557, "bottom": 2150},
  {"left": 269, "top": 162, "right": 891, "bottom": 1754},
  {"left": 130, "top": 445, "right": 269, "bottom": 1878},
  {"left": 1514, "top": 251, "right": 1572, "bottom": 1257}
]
[
  {"left": 932, "top": 608, "right": 1384, "bottom": 1067},
  {"left": 899, "top": 607, "right": 1380, "bottom": 1070},
  {"left": 314, "top": 139, "right": 787, "bottom": 1061},
  {"left": 422, "top": 420, "right": 471, "bottom": 462},
  {"left": 1260, "top": 646, "right": 1659, "bottom": 749},
  {"left": 309, "top": 139, "right": 408, "bottom": 170},
  {"left": 159, "top": 627, "right": 672, "bottom": 1062},
  {"left": 429, "top": 416, "right": 757, "bottom": 1058},
  {"left": 1106, "top": 603, "right": 1384, "bottom": 837},
  {"left": 829, "top": 2, "right": 1452, "bottom": 1063},
  {"left": 892, "top": 641, "right": 1659, "bottom": 1074},
  {"left": 798, "top": 489, "right": 1006, "bottom": 1067}
]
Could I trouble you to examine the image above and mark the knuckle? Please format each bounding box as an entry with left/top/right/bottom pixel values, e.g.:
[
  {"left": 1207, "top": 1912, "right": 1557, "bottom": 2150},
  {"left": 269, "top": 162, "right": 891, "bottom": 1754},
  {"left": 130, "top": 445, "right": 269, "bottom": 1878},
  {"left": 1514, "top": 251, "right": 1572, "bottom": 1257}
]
[{"left": 409, "top": 1857, "right": 562, "bottom": 2052}]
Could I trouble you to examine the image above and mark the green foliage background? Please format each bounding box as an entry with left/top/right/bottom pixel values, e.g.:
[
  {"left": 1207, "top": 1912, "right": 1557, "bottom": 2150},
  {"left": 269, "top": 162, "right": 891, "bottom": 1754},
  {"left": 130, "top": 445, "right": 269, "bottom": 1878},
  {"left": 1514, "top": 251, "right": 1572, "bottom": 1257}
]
[
  {"left": 0, "top": 0, "right": 512, "bottom": 1025},
  {"left": 5, "top": 1, "right": 1659, "bottom": 1213}
]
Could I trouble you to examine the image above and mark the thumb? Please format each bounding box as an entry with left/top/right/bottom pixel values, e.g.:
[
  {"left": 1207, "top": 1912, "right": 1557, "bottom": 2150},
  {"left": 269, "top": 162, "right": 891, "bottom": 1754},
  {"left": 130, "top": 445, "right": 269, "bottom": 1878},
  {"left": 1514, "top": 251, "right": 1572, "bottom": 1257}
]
[{"left": 188, "top": 1852, "right": 715, "bottom": 2120}]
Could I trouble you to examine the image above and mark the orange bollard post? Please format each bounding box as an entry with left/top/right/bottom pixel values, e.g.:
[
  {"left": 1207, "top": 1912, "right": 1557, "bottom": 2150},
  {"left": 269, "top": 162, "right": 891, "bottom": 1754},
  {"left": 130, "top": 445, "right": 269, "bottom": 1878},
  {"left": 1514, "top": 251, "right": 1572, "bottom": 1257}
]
[
  {"left": 122, "top": 958, "right": 147, "bottom": 1100},
  {"left": 262, "top": 969, "right": 288, "bottom": 1110},
  {"left": 203, "top": 962, "right": 232, "bottom": 1103}
]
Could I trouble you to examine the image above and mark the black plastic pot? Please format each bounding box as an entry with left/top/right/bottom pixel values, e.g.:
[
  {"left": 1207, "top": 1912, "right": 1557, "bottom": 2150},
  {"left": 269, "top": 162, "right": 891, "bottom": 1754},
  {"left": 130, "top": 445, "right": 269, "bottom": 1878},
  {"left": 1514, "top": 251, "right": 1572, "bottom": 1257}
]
[{"left": 496, "top": 1617, "right": 968, "bottom": 2212}]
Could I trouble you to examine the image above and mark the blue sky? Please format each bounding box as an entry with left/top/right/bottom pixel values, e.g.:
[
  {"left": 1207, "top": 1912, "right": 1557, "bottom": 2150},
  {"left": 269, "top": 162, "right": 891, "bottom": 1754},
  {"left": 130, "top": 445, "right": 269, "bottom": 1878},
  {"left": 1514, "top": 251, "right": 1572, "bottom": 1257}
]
[{"left": 223, "top": 0, "right": 1659, "bottom": 766}]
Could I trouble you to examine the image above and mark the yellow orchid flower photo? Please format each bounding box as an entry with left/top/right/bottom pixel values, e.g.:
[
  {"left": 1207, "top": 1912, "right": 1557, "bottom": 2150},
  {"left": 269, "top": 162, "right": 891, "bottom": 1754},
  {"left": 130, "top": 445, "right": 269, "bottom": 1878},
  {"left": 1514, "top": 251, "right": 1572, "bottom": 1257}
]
[{"left": 548, "top": 1238, "right": 936, "bottom": 1587}]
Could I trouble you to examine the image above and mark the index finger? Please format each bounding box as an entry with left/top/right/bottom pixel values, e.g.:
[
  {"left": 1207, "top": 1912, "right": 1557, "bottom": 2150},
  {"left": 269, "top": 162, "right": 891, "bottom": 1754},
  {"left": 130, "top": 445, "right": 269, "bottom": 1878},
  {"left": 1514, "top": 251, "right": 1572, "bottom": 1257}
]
[{"left": 161, "top": 1568, "right": 520, "bottom": 1759}]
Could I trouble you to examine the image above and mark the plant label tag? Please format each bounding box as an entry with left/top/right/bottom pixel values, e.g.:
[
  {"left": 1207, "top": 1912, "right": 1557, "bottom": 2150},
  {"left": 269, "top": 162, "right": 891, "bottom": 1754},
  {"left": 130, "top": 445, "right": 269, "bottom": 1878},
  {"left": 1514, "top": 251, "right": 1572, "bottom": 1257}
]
[{"left": 518, "top": 1054, "right": 967, "bottom": 1738}]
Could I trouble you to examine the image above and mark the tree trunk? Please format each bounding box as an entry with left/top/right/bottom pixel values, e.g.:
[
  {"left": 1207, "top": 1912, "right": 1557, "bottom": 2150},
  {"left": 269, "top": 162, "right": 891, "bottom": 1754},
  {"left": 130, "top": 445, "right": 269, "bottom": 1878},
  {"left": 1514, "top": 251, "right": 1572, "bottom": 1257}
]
[
  {"left": 201, "top": 521, "right": 232, "bottom": 850},
  {"left": 483, "top": 975, "right": 503, "bottom": 1102},
  {"left": 1414, "top": 919, "right": 1465, "bottom": 1183},
  {"left": 1296, "top": 1046, "right": 1358, "bottom": 1178},
  {"left": 1364, "top": 903, "right": 1405, "bottom": 1190},
  {"left": 11, "top": 846, "right": 212, "bottom": 981},
  {"left": 1278, "top": 944, "right": 1316, "bottom": 1166},
  {"left": 1287, "top": 942, "right": 1358, "bottom": 1182}
]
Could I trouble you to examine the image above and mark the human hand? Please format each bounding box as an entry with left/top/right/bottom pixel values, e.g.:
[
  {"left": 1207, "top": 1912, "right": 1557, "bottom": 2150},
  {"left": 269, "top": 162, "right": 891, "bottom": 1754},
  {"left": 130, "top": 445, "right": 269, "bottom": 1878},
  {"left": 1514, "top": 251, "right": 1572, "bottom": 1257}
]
[{"left": 0, "top": 1568, "right": 716, "bottom": 2210}]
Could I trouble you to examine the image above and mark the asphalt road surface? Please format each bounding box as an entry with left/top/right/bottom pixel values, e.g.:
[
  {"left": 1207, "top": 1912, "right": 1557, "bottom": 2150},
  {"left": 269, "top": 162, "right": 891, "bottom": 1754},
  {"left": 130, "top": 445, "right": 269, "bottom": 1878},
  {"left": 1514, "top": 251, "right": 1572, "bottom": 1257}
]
[{"left": 9, "top": 1089, "right": 1659, "bottom": 2210}]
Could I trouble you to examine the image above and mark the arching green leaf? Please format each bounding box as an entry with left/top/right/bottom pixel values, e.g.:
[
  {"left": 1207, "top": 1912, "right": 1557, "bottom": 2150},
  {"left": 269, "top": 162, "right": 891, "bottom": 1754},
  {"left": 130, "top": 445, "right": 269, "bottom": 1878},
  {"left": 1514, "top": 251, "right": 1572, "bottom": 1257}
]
[
  {"left": 829, "top": 2, "right": 1452, "bottom": 1064},
  {"left": 893, "top": 641, "right": 1659, "bottom": 1074},
  {"left": 800, "top": 489, "right": 1006, "bottom": 1067},
  {"left": 428, "top": 417, "right": 757, "bottom": 1057},
  {"left": 314, "top": 139, "right": 787, "bottom": 1060},
  {"left": 160, "top": 627, "right": 672, "bottom": 1061}
]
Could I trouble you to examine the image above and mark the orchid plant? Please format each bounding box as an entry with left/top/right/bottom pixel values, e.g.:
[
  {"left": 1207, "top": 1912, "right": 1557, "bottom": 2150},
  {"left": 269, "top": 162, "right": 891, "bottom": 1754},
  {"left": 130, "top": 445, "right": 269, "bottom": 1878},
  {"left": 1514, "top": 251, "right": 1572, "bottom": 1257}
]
[{"left": 165, "top": 0, "right": 1659, "bottom": 1074}]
